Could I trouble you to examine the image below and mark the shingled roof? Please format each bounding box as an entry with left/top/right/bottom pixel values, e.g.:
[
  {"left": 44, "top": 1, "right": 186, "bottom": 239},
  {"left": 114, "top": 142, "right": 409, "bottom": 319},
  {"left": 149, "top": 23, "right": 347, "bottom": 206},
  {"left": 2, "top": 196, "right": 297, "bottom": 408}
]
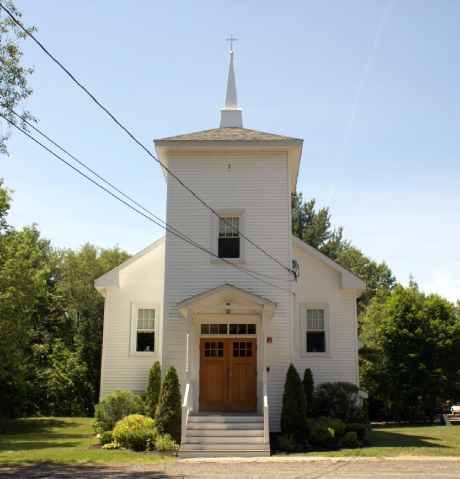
[{"left": 155, "top": 127, "right": 301, "bottom": 142}]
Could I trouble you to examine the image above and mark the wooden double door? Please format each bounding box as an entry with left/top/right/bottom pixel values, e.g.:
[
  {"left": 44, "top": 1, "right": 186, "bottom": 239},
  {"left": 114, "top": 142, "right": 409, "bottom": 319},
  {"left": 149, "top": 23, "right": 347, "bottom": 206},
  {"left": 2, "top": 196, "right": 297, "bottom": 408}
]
[{"left": 199, "top": 338, "right": 257, "bottom": 411}]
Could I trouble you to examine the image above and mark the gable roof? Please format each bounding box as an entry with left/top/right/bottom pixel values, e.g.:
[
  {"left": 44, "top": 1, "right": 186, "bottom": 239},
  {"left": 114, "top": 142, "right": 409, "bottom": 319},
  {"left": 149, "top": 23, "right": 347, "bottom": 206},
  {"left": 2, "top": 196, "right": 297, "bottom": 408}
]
[
  {"left": 292, "top": 235, "right": 366, "bottom": 295},
  {"left": 94, "top": 236, "right": 165, "bottom": 292},
  {"left": 155, "top": 127, "right": 300, "bottom": 142}
]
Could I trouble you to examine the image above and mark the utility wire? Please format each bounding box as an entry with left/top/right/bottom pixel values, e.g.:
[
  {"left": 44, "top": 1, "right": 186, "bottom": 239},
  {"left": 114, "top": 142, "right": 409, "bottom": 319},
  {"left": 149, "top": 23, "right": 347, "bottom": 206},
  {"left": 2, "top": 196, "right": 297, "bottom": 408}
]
[
  {"left": 1, "top": 113, "right": 293, "bottom": 294},
  {"left": 3, "top": 105, "right": 292, "bottom": 284},
  {"left": 0, "top": 2, "right": 295, "bottom": 279}
]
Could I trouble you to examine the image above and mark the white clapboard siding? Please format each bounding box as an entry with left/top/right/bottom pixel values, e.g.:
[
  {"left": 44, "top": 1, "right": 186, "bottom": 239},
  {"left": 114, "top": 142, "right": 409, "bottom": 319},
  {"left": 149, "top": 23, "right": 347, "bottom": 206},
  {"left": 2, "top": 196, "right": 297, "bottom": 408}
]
[
  {"left": 163, "top": 153, "right": 293, "bottom": 431},
  {"left": 99, "top": 241, "right": 165, "bottom": 398}
]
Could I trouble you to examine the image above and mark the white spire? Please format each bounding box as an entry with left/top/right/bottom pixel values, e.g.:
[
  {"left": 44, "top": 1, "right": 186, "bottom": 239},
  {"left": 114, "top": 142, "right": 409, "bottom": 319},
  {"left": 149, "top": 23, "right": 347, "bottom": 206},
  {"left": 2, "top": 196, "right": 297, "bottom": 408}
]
[{"left": 220, "top": 41, "right": 243, "bottom": 128}]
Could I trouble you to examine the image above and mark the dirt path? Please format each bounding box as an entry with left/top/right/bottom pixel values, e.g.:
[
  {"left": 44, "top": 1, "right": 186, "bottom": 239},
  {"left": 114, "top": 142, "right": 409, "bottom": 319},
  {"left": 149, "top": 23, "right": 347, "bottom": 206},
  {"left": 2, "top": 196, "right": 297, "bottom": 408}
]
[{"left": 1, "top": 457, "right": 460, "bottom": 479}]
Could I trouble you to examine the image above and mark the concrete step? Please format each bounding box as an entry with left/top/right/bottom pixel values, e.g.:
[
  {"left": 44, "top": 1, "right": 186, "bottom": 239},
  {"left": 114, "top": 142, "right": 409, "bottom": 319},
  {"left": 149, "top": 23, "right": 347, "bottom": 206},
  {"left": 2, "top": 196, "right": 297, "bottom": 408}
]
[
  {"left": 179, "top": 449, "right": 270, "bottom": 459},
  {"left": 185, "top": 436, "right": 265, "bottom": 444},
  {"left": 180, "top": 442, "right": 270, "bottom": 451},
  {"left": 188, "top": 415, "right": 263, "bottom": 423},
  {"left": 187, "top": 428, "right": 263, "bottom": 437},
  {"left": 186, "top": 421, "right": 263, "bottom": 430}
]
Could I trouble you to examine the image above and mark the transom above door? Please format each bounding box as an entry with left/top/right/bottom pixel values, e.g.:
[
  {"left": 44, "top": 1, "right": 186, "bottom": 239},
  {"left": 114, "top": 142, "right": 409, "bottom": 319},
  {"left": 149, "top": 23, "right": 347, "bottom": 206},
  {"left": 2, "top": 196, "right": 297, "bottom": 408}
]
[{"left": 199, "top": 338, "right": 257, "bottom": 411}]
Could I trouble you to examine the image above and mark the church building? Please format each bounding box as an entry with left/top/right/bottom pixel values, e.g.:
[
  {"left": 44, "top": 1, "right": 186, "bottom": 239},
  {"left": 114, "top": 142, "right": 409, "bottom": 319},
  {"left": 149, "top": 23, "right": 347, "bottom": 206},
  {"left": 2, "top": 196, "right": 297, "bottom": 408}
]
[{"left": 95, "top": 45, "right": 365, "bottom": 458}]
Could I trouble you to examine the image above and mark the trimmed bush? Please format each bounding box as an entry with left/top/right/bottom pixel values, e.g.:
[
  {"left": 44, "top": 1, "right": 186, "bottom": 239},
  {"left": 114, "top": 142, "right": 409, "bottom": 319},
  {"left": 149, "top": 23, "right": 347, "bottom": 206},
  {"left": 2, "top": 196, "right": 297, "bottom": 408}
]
[
  {"left": 280, "top": 364, "right": 308, "bottom": 439},
  {"left": 309, "top": 424, "right": 336, "bottom": 448},
  {"left": 99, "top": 430, "right": 113, "bottom": 445},
  {"left": 112, "top": 414, "right": 157, "bottom": 451},
  {"left": 314, "top": 382, "right": 366, "bottom": 423},
  {"left": 155, "top": 365, "right": 182, "bottom": 444},
  {"left": 345, "top": 422, "right": 367, "bottom": 441},
  {"left": 317, "top": 417, "right": 345, "bottom": 438},
  {"left": 145, "top": 361, "right": 162, "bottom": 419},
  {"left": 343, "top": 431, "right": 362, "bottom": 448},
  {"left": 303, "top": 368, "right": 315, "bottom": 417},
  {"left": 277, "top": 434, "right": 297, "bottom": 452},
  {"left": 91, "top": 389, "right": 145, "bottom": 433},
  {"left": 156, "top": 433, "right": 180, "bottom": 452}
]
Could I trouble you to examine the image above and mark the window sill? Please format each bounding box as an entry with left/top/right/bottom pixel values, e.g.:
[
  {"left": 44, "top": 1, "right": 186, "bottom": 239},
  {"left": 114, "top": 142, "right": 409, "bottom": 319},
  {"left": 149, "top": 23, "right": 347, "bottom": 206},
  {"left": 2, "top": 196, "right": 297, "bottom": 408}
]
[
  {"left": 301, "top": 352, "right": 331, "bottom": 358},
  {"left": 130, "top": 351, "right": 159, "bottom": 357},
  {"left": 211, "top": 258, "right": 246, "bottom": 264}
]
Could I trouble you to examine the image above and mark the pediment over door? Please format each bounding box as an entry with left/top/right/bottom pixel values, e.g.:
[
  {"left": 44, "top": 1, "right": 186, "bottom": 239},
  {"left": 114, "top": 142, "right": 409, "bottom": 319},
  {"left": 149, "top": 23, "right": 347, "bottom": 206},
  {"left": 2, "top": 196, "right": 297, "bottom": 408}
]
[{"left": 177, "top": 283, "right": 277, "bottom": 320}]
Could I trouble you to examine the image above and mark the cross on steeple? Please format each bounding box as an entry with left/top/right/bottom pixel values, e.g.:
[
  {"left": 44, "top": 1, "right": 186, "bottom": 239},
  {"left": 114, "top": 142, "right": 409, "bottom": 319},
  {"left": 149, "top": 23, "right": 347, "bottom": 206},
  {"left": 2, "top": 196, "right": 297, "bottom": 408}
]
[{"left": 226, "top": 35, "right": 237, "bottom": 52}]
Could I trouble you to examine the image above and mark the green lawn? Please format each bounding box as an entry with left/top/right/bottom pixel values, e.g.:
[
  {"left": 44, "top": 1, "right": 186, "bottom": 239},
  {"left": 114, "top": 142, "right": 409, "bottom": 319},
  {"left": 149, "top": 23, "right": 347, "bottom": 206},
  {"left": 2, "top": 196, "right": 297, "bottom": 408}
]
[
  {"left": 303, "top": 424, "right": 460, "bottom": 457},
  {"left": 0, "top": 418, "right": 175, "bottom": 466}
]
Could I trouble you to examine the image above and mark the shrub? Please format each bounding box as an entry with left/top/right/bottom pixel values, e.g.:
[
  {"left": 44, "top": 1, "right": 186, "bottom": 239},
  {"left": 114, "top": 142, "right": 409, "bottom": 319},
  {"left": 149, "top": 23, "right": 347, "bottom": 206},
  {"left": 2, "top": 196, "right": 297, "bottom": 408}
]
[
  {"left": 342, "top": 431, "right": 362, "bottom": 448},
  {"left": 145, "top": 361, "right": 162, "bottom": 419},
  {"left": 345, "top": 422, "right": 367, "bottom": 441},
  {"left": 280, "top": 364, "right": 308, "bottom": 439},
  {"left": 99, "top": 430, "right": 113, "bottom": 445},
  {"left": 91, "top": 389, "right": 145, "bottom": 433},
  {"left": 277, "top": 434, "right": 297, "bottom": 452},
  {"left": 317, "top": 417, "right": 345, "bottom": 438},
  {"left": 156, "top": 433, "right": 180, "bottom": 452},
  {"left": 303, "top": 368, "right": 315, "bottom": 417},
  {"left": 102, "top": 442, "right": 120, "bottom": 450},
  {"left": 309, "top": 424, "right": 336, "bottom": 448},
  {"left": 314, "top": 382, "right": 366, "bottom": 423},
  {"left": 155, "top": 365, "right": 182, "bottom": 444},
  {"left": 112, "top": 414, "right": 157, "bottom": 451}
]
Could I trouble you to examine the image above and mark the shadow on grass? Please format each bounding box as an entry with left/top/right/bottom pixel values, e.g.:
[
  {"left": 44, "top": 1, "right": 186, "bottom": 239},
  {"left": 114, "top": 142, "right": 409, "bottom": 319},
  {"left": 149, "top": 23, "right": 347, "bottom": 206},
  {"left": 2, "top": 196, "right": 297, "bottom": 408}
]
[
  {"left": 0, "top": 440, "right": 83, "bottom": 451},
  {"left": 7, "top": 418, "right": 83, "bottom": 434},
  {"left": 369, "top": 429, "right": 450, "bottom": 449},
  {"left": 0, "top": 464, "right": 181, "bottom": 479}
]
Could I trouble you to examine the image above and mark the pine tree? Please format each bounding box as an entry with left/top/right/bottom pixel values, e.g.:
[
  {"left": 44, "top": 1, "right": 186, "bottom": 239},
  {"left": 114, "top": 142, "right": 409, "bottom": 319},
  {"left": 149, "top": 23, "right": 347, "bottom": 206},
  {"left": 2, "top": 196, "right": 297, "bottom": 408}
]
[
  {"left": 280, "top": 364, "right": 308, "bottom": 438},
  {"left": 145, "top": 361, "right": 161, "bottom": 418},
  {"left": 303, "top": 368, "right": 315, "bottom": 417},
  {"left": 155, "top": 365, "right": 182, "bottom": 444}
]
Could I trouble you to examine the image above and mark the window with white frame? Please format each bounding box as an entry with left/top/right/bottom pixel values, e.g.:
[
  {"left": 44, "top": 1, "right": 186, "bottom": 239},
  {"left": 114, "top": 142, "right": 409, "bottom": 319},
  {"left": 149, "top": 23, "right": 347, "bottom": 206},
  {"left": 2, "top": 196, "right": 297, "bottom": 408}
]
[
  {"left": 131, "top": 305, "right": 158, "bottom": 353},
  {"left": 212, "top": 211, "right": 245, "bottom": 262},
  {"left": 302, "top": 305, "right": 328, "bottom": 354}
]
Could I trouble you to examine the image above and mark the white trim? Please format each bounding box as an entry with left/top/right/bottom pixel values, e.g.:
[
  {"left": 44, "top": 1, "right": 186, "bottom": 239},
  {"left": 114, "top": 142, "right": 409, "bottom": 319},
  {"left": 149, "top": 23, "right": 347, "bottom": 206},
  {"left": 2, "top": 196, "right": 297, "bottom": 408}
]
[
  {"left": 99, "top": 290, "right": 109, "bottom": 399},
  {"left": 300, "top": 303, "right": 330, "bottom": 357},
  {"left": 130, "top": 302, "right": 160, "bottom": 357},
  {"left": 211, "top": 209, "right": 245, "bottom": 263}
]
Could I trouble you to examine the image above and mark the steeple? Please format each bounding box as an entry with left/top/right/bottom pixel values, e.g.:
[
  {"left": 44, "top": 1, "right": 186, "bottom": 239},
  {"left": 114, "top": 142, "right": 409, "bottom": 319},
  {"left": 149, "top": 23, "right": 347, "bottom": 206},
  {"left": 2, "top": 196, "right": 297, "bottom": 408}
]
[{"left": 220, "top": 37, "right": 243, "bottom": 128}]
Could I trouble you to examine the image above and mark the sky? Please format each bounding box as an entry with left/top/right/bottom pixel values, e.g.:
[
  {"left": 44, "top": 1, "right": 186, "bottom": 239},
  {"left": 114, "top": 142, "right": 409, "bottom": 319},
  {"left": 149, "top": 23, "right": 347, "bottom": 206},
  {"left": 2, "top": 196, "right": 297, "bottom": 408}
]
[{"left": 1, "top": 0, "right": 459, "bottom": 303}]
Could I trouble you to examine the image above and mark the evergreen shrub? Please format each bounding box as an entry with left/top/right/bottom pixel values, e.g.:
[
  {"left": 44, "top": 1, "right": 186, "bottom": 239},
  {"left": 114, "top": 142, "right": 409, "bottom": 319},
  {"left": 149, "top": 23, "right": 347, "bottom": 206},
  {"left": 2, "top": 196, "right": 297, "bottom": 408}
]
[
  {"left": 303, "top": 368, "right": 315, "bottom": 417},
  {"left": 344, "top": 422, "right": 367, "bottom": 441},
  {"left": 112, "top": 414, "right": 157, "bottom": 451},
  {"left": 155, "top": 365, "right": 182, "bottom": 444},
  {"left": 156, "top": 433, "right": 180, "bottom": 452},
  {"left": 91, "top": 389, "right": 145, "bottom": 433},
  {"left": 342, "top": 430, "right": 362, "bottom": 447},
  {"left": 316, "top": 417, "right": 345, "bottom": 438},
  {"left": 309, "top": 424, "right": 336, "bottom": 447},
  {"left": 277, "top": 434, "right": 297, "bottom": 451},
  {"left": 145, "top": 361, "right": 162, "bottom": 418},
  {"left": 280, "top": 364, "right": 308, "bottom": 439}
]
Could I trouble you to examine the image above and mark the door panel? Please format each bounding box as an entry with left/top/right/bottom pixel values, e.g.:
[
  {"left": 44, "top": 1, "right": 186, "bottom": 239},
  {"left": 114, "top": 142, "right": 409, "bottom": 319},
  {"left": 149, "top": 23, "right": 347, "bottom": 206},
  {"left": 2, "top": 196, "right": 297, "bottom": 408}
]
[
  {"left": 199, "top": 340, "right": 228, "bottom": 410},
  {"left": 199, "top": 338, "right": 257, "bottom": 411}
]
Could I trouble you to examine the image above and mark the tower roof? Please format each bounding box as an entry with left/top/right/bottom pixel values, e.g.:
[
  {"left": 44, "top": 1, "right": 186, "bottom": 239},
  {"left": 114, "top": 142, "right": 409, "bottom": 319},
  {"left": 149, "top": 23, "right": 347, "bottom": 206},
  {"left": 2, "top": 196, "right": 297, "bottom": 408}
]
[{"left": 220, "top": 50, "right": 243, "bottom": 128}]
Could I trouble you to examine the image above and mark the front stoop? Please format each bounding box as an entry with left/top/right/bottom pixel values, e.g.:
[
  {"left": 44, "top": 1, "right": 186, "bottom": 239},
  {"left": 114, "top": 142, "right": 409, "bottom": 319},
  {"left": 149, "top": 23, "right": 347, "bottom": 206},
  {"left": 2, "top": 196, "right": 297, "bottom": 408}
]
[{"left": 179, "top": 414, "right": 270, "bottom": 458}]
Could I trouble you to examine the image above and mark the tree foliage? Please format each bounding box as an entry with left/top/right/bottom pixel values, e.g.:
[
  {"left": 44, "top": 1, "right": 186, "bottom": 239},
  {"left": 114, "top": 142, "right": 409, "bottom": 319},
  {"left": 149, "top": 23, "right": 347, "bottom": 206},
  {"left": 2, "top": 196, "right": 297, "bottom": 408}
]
[
  {"left": 280, "top": 363, "right": 308, "bottom": 439},
  {"left": 360, "top": 279, "right": 460, "bottom": 423},
  {"left": 155, "top": 365, "right": 182, "bottom": 444},
  {"left": 0, "top": 0, "right": 37, "bottom": 155},
  {"left": 145, "top": 361, "right": 161, "bottom": 419}
]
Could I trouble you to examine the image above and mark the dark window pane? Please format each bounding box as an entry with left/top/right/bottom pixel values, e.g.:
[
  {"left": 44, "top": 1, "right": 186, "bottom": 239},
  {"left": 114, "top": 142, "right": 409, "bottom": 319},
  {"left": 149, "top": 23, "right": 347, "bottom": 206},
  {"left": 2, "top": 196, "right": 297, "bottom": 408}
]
[
  {"left": 211, "top": 350, "right": 217, "bottom": 357},
  {"left": 219, "top": 324, "right": 228, "bottom": 334},
  {"left": 230, "top": 324, "right": 238, "bottom": 334},
  {"left": 238, "top": 324, "right": 247, "bottom": 334},
  {"left": 218, "top": 237, "right": 240, "bottom": 258},
  {"left": 247, "top": 350, "right": 252, "bottom": 357},
  {"left": 240, "top": 342, "right": 245, "bottom": 349},
  {"left": 233, "top": 342, "right": 238, "bottom": 348},
  {"left": 218, "top": 350, "right": 223, "bottom": 357},
  {"left": 201, "top": 324, "right": 209, "bottom": 334},
  {"left": 233, "top": 350, "right": 238, "bottom": 357},
  {"left": 248, "top": 324, "right": 256, "bottom": 334},
  {"left": 205, "top": 350, "right": 210, "bottom": 357},
  {"left": 137, "top": 332, "right": 154, "bottom": 352},
  {"left": 218, "top": 342, "right": 224, "bottom": 349},
  {"left": 247, "top": 342, "right": 252, "bottom": 349},
  {"left": 211, "top": 342, "right": 217, "bottom": 348},
  {"left": 210, "top": 324, "right": 218, "bottom": 334},
  {"left": 240, "top": 350, "right": 246, "bottom": 357},
  {"left": 205, "top": 342, "right": 210, "bottom": 349},
  {"left": 307, "top": 332, "right": 326, "bottom": 353}
]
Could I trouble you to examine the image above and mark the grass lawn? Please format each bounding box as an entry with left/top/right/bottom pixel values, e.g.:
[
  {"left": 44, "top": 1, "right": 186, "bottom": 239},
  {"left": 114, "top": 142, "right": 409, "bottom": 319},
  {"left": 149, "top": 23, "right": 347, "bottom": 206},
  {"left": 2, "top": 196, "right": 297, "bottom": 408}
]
[
  {"left": 0, "top": 417, "right": 176, "bottom": 466},
  {"left": 302, "top": 424, "right": 460, "bottom": 457}
]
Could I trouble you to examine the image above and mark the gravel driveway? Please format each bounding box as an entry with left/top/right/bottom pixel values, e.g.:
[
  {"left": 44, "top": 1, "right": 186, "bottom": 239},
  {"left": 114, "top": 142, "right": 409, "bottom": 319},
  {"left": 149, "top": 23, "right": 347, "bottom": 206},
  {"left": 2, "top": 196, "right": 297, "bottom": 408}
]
[{"left": 1, "top": 457, "right": 460, "bottom": 479}]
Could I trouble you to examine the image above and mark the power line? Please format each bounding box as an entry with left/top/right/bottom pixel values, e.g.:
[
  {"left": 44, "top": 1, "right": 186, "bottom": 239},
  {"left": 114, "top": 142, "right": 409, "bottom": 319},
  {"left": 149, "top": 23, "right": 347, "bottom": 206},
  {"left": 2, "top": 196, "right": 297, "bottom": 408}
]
[
  {"left": 3, "top": 105, "right": 292, "bottom": 284},
  {"left": 1, "top": 112, "right": 293, "bottom": 293},
  {"left": 0, "top": 2, "right": 295, "bottom": 279}
]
